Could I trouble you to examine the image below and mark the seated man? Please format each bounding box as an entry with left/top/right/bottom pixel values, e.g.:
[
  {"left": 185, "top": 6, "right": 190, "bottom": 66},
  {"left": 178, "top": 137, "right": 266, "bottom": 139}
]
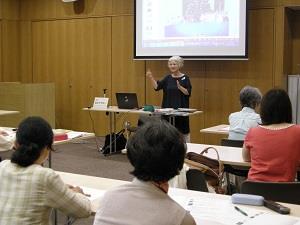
[
  {"left": 228, "top": 85, "right": 262, "bottom": 140},
  {"left": 93, "top": 120, "right": 196, "bottom": 225}
]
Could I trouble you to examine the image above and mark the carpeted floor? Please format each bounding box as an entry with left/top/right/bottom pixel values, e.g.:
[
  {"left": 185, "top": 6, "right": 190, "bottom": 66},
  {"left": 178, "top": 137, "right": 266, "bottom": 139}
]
[{"left": 0, "top": 136, "right": 133, "bottom": 225}]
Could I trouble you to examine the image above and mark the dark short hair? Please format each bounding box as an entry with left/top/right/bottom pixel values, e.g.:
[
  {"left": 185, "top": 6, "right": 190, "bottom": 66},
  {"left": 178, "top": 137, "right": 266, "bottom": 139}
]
[
  {"left": 126, "top": 120, "right": 186, "bottom": 182},
  {"left": 239, "top": 86, "right": 262, "bottom": 109},
  {"left": 11, "top": 116, "right": 54, "bottom": 167},
  {"left": 260, "top": 88, "right": 292, "bottom": 125}
]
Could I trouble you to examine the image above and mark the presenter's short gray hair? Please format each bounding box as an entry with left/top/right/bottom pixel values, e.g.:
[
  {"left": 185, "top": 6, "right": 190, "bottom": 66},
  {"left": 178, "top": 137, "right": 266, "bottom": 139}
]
[
  {"left": 168, "top": 56, "right": 184, "bottom": 68},
  {"left": 240, "top": 86, "right": 262, "bottom": 109}
]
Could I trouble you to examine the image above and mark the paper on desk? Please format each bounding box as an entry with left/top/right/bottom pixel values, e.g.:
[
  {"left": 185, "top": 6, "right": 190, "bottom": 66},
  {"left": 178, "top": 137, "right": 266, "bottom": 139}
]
[
  {"left": 170, "top": 195, "right": 266, "bottom": 225},
  {"left": 155, "top": 108, "right": 174, "bottom": 113},
  {"left": 67, "top": 131, "right": 85, "bottom": 139},
  {"left": 81, "top": 186, "right": 106, "bottom": 201},
  {"left": 243, "top": 214, "right": 300, "bottom": 225}
]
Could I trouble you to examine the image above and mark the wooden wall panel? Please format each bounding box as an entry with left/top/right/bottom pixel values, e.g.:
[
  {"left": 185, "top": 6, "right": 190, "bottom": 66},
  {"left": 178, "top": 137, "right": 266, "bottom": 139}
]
[
  {"left": 20, "top": 0, "right": 57, "bottom": 20},
  {"left": 281, "top": 0, "right": 300, "bottom": 6},
  {"left": 32, "top": 18, "right": 112, "bottom": 134},
  {"left": 249, "top": 0, "right": 279, "bottom": 9},
  {"left": 87, "top": 0, "right": 112, "bottom": 16},
  {"left": 282, "top": 8, "right": 293, "bottom": 78},
  {"left": 0, "top": 20, "right": 2, "bottom": 81},
  {"left": 1, "top": 20, "right": 20, "bottom": 81},
  {"left": 112, "top": 15, "right": 145, "bottom": 130},
  {"left": 274, "top": 7, "right": 287, "bottom": 88},
  {"left": 20, "top": 0, "right": 113, "bottom": 20},
  {"left": 112, "top": 0, "right": 134, "bottom": 15},
  {"left": 204, "top": 9, "right": 274, "bottom": 145},
  {"left": 291, "top": 11, "right": 300, "bottom": 74},
  {"left": 20, "top": 21, "right": 32, "bottom": 82},
  {"left": 56, "top": 0, "right": 112, "bottom": 18},
  {"left": 1, "top": 0, "right": 19, "bottom": 20}
]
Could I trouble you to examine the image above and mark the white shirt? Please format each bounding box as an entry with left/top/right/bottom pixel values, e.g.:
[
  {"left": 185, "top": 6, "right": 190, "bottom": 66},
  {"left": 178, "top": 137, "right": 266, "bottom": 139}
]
[{"left": 228, "top": 107, "right": 261, "bottom": 140}]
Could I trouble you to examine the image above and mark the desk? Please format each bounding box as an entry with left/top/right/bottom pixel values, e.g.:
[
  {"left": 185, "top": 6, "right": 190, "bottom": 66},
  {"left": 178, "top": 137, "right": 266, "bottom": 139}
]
[
  {"left": 58, "top": 172, "right": 300, "bottom": 221},
  {"left": 200, "top": 124, "right": 229, "bottom": 135},
  {"left": 0, "top": 128, "right": 95, "bottom": 167},
  {"left": 57, "top": 171, "right": 128, "bottom": 213},
  {"left": 0, "top": 110, "right": 19, "bottom": 116},
  {"left": 53, "top": 130, "right": 95, "bottom": 146},
  {"left": 187, "top": 143, "right": 250, "bottom": 167},
  {"left": 84, "top": 106, "right": 202, "bottom": 154}
]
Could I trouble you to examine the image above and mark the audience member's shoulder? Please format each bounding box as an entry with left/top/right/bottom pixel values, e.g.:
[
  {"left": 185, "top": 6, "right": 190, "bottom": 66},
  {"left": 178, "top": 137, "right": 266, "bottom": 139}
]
[
  {"left": 32, "top": 165, "right": 58, "bottom": 180},
  {"left": 0, "top": 159, "right": 10, "bottom": 167},
  {"left": 229, "top": 111, "right": 239, "bottom": 119}
]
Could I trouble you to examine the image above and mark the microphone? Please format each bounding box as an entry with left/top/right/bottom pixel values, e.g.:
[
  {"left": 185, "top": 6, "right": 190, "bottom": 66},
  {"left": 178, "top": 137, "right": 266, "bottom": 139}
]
[{"left": 103, "top": 88, "right": 107, "bottom": 98}]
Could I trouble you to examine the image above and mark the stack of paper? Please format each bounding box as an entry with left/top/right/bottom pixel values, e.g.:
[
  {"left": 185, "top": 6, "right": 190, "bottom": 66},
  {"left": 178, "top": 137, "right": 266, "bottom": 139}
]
[{"left": 170, "top": 195, "right": 299, "bottom": 225}]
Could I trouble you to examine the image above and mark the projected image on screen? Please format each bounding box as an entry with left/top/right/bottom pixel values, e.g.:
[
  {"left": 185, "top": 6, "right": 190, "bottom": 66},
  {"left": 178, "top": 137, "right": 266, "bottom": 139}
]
[
  {"left": 135, "top": 0, "right": 247, "bottom": 59},
  {"left": 165, "top": 0, "right": 228, "bottom": 38}
]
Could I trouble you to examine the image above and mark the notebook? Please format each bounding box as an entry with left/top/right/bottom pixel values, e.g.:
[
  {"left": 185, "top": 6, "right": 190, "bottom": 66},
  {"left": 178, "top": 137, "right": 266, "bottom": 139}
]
[{"left": 116, "top": 93, "right": 139, "bottom": 109}]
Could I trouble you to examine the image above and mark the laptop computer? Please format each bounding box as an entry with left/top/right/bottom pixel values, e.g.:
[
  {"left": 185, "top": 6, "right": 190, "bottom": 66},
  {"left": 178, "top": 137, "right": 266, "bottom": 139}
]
[{"left": 116, "top": 93, "right": 139, "bottom": 109}]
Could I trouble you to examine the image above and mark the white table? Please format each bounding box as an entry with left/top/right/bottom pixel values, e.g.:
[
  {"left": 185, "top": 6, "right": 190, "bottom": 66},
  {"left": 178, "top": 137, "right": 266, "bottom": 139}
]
[
  {"left": 0, "top": 110, "right": 19, "bottom": 116},
  {"left": 58, "top": 171, "right": 128, "bottom": 213},
  {"left": 84, "top": 106, "right": 202, "bottom": 154},
  {"left": 0, "top": 128, "right": 95, "bottom": 167},
  {"left": 187, "top": 143, "right": 250, "bottom": 167},
  {"left": 200, "top": 124, "right": 229, "bottom": 135},
  {"left": 57, "top": 171, "right": 300, "bottom": 222}
]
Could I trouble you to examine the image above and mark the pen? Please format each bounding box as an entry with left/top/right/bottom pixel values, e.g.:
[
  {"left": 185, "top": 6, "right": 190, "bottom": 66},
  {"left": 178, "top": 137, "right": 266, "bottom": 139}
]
[{"left": 234, "top": 206, "right": 248, "bottom": 216}]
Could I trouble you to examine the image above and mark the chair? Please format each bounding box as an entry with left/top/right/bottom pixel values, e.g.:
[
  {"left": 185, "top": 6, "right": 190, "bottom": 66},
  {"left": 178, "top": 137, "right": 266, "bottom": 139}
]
[
  {"left": 221, "top": 138, "right": 248, "bottom": 194},
  {"left": 221, "top": 138, "right": 244, "bottom": 147},
  {"left": 220, "top": 139, "right": 248, "bottom": 179},
  {"left": 241, "top": 180, "right": 300, "bottom": 204},
  {"left": 186, "top": 169, "right": 208, "bottom": 192}
]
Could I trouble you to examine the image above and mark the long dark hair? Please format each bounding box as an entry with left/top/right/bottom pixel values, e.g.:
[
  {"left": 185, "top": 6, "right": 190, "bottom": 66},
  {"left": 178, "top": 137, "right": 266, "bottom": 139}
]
[{"left": 11, "top": 117, "right": 53, "bottom": 167}]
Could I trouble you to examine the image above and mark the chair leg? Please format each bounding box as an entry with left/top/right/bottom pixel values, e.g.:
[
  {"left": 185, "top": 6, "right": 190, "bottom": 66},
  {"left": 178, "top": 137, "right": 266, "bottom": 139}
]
[{"left": 226, "top": 172, "right": 231, "bottom": 195}]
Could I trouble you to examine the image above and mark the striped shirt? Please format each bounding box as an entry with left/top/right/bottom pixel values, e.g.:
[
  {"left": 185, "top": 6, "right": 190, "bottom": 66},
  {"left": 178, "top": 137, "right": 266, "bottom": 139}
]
[{"left": 0, "top": 160, "right": 91, "bottom": 225}]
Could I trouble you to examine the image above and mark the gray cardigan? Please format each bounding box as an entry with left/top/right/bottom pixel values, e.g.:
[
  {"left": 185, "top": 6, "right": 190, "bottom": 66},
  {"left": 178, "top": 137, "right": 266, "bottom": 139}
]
[{"left": 93, "top": 178, "right": 196, "bottom": 225}]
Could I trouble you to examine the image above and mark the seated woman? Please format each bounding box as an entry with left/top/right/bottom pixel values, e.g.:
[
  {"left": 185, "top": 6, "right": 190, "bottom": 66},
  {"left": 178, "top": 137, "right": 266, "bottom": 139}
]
[
  {"left": 0, "top": 117, "right": 91, "bottom": 225},
  {"left": 243, "top": 89, "right": 300, "bottom": 182},
  {"left": 228, "top": 85, "right": 262, "bottom": 140},
  {"left": 93, "top": 120, "right": 196, "bottom": 225}
]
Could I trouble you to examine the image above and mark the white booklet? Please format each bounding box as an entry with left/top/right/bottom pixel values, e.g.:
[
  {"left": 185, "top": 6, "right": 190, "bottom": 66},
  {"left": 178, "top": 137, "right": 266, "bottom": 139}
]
[{"left": 170, "top": 195, "right": 300, "bottom": 225}]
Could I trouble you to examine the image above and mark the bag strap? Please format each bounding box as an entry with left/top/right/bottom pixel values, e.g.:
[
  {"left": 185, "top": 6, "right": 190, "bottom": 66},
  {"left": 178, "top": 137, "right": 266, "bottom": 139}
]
[
  {"left": 198, "top": 146, "right": 224, "bottom": 180},
  {"left": 184, "top": 158, "right": 220, "bottom": 178},
  {"left": 116, "top": 129, "right": 125, "bottom": 135}
]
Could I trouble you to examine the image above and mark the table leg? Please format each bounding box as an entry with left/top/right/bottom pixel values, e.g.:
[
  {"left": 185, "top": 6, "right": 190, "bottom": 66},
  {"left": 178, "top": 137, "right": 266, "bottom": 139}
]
[{"left": 109, "top": 112, "right": 113, "bottom": 154}]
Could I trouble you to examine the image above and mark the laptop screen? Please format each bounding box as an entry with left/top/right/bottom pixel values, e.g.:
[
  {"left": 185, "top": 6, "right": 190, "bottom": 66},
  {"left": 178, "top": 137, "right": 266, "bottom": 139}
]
[{"left": 116, "top": 93, "right": 139, "bottom": 109}]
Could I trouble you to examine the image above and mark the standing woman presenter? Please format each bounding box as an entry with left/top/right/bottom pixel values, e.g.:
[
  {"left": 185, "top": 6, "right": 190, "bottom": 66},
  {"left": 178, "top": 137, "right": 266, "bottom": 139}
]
[{"left": 146, "top": 56, "right": 192, "bottom": 142}]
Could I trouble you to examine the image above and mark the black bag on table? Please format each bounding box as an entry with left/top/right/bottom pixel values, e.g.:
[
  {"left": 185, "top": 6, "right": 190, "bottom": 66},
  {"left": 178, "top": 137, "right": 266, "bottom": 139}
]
[{"left": 101, "top": 129, "right": 127, "bottom": 155}]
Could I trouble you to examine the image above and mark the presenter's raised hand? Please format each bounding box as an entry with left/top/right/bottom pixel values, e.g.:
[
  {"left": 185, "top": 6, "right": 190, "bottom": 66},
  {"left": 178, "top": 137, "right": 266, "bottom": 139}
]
[{"left": 146, "top": 69, "right": 153, "bottom": 79}]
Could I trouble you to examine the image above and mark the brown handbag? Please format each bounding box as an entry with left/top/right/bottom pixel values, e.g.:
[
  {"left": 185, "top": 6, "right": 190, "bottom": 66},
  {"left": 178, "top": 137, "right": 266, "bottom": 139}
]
[{"left": 185, "top": 147, "right": 225, "bottom": 194}]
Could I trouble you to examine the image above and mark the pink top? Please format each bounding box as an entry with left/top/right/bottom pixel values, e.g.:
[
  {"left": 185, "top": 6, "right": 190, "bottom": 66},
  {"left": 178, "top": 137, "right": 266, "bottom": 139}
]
[{"left": 244, "top": 125, "right": 300, "bottom": 182}]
